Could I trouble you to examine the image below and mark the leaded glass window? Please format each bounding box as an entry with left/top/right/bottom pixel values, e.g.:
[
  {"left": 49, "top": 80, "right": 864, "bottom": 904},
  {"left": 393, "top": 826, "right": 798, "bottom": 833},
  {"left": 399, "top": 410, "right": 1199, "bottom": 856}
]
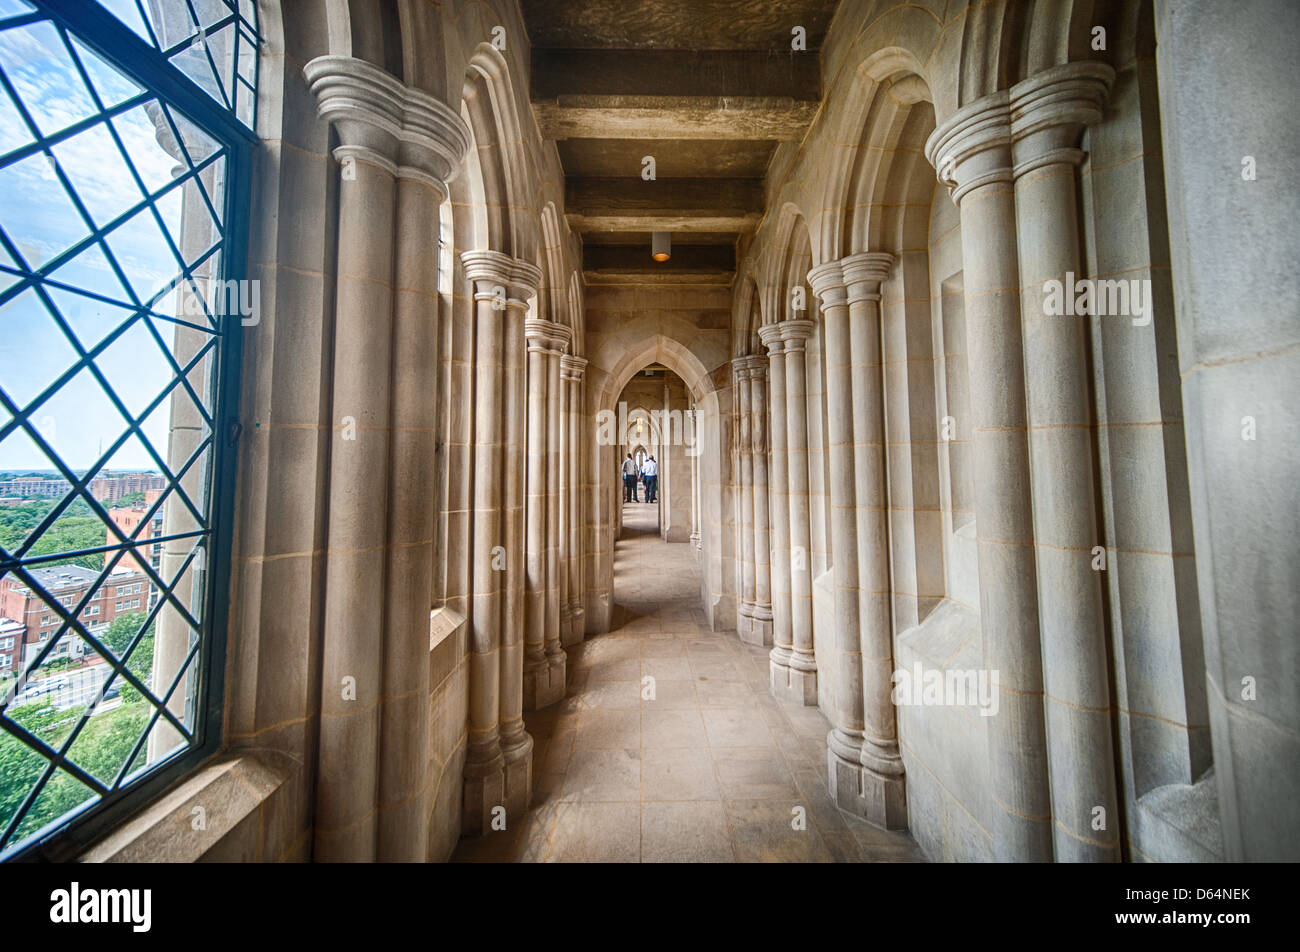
[{"left": 0, "top": 0, "right": 255, "bottom": 859}]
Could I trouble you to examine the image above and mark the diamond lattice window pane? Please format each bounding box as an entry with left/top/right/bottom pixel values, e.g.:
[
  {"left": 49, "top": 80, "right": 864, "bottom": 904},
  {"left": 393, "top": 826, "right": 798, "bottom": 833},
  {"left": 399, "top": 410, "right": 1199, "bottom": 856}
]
[
  {"left": 45, "top": 263, "right": 137, "bottom": 352},
  {"left": 0, "top": 0, "right": 252, "bottom": 860},
  {"left": 0, "top": 20, "right": 99, "bottom": 139},
  {"left": 68, "top": 36, "right": 143, "bottom": 111},
  {"left": 0, "top": 151, "right": 94, "bottom": 269},
  {"left": 49, "top": 121, "right": 143, "bottom": 231},
  {"left": 92, "top": 1, "right": 153, "bottom": 44},
  {"left": 0, "top": 285, "right": 82, "bottom": 407}
]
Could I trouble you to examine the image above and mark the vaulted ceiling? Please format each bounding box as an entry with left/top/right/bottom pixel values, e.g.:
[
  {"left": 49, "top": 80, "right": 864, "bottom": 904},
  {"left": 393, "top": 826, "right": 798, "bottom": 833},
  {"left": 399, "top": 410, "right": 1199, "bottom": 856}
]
[{"left": 520, "top": 0, "right": 840, "bottom": 286}]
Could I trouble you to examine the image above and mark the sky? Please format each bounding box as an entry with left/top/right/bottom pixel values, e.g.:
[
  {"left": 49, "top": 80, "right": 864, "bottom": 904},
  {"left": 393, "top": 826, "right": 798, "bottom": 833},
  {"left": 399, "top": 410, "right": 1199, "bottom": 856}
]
[{"left": 0, "top": 2, "right": 228, "bottom": 475}]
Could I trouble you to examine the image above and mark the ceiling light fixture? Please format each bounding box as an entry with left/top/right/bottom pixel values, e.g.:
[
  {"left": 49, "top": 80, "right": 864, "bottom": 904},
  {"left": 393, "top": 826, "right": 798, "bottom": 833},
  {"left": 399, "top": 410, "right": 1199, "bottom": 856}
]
[{"left": 652, "top": 231, "right": 671, "bottom": 262}]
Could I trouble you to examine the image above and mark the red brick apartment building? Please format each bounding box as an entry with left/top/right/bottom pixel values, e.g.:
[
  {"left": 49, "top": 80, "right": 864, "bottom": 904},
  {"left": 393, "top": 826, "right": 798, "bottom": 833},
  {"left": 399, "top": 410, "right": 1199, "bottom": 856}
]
[
  {"left": 106, "top": 492, "right": 164, "bottom": 584},
  {"left": 0, "top": 565, "right": 150, "bottom": 671}
]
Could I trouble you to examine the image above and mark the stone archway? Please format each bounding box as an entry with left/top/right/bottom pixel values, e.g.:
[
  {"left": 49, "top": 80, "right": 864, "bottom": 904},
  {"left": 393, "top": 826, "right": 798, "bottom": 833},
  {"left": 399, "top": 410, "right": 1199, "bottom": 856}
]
[{"left": 581, "top": 327, "right": 735, "bottom": 636}]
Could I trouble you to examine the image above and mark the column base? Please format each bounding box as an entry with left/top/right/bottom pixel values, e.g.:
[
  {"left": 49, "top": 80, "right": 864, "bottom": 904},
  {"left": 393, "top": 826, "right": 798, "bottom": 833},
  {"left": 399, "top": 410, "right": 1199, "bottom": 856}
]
[
  {"left": 522, "top": 656, "right": 567, "bottom": 711},
  {"left": 738, "top": 604, "right": 773, "bottom": 647},
  {"left": 461, "top": 746, "right": 505, "bottom": 837},
  {"left": 502, "top": 737, "right": 533, "bottom": 820},
  {"left": 827, "top": 734, "right": 907, "bottom": 830},
  {"left": 561, "top": 605, "right": 586, "bottom": 647},
  {"left": 770, "top": 658, "right": 818, "bottom": 706}
]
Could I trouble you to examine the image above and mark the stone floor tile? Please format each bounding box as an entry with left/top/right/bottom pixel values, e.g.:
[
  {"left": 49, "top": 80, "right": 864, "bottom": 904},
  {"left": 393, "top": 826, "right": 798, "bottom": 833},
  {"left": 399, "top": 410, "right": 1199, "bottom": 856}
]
[
  {"left": 642, "top": 801, "right": 734, "bottom": 862},
  {"left": 724, "top": 800, "right": 836, "bottom": 863},
  {"left": 559, "top": 748, "right": 641, "bottom": 802},
  {"left": 641, "top": 747, "right": 721, "bottom": 801},
  {"left": 702, "top": 709, "right": 775, "bottom": 748},
  {"left": 546, "top": 802, "right": 641, "bottom": 863},
  {"left": 641, "top": 708, "right": 709, "bottom": 748},
  {"left": 574, "top": 708, "right": 641, "bottom": 750},
  {"left": 712, "top": 747, "right": 798, "bottom": 799}
]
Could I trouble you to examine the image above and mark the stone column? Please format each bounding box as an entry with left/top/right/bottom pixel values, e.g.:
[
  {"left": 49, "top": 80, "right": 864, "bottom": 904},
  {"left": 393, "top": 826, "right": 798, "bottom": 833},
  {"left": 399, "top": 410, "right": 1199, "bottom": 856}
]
[
  {"left": 1011, "top": 62, "right": 1119, "bottom": 862},
  {"left": 500, "top": 261, "right": 539, "bottom": 819},
  {"left": 758, "top": 324, "right": 792, "bottom": 676},
  {"left": 545, "top": 326, "right": 570, "bottom": 675},
  {"left": 1155, "top": 0, "right": 1300, "bottom": 862},
  {"left": 688, "top": 395, "right": 702, "bottom": 552},
  {"left": 460, "top": 251, "right": 541, "bottom": 832},
  {"left": 304, "top": 55, "right": 469, "bottom": 860},
  {"left": 377, "top": 117, "right": 467, "bottom": 860},
  {"left": 843, "top": 252, "right": 906, "bottom": 828},
  {"left": 557, "top": 344, "right": 570, "bottom": 635},
  {"left": 733, "top": 358, "right": 757, "bottom": 641},
  {"left": 523, "top": 319, "right": 566, "bottom": 710},
  {"left": 561, "top": 356, "right": 587, "bottom": 644},
  {"left": 748, "top": 359, "right": 773, "bottom": 645},
  {"left": 927, "top": 94, "right": 1053, "bottom": 861},
  {"left": 307, "top": 60, "right": 399, "bottom": 862},
  {"left": 779, "top": 318, "right": 818, "bottom": 705},
  {"left": 807, "top": 261, "right": 867, "bottom": 812}
]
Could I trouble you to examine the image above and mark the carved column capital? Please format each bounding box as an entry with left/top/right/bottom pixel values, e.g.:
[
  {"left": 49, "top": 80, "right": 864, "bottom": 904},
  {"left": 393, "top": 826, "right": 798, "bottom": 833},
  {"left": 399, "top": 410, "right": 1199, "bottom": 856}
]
[
  {"left": 757, "top": 322, "right": 785, "bottom": 355},
  {"left": 807, "top": 259, "right": 847, "bottom": 307},
  {"left": 560, "top": 355, "right": 588, "bottom": 380},
  {"left": 840, "top": 252, "right": 895, "bottom": 304},
  {"left": 778, "top": 319, "right": 816, "bottom": 350},
  {"left": 1010, "top": 61, "right": 1114, "bottom": 177},
  {"left": 461, "top": 251, "right": 542, "bottom": 310},
  {"left": 925, "top": 91, "right": 1013, "bottom": 206},
  {"left": 305, "top": 55, "right": 470, "bottom": 197}
]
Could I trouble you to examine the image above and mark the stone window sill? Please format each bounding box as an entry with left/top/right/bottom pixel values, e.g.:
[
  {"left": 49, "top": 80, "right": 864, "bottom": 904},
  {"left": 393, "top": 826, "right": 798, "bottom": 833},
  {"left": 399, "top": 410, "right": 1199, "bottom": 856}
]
[{"left": 79, "top": 751, "right": 291, "bottom": 863}]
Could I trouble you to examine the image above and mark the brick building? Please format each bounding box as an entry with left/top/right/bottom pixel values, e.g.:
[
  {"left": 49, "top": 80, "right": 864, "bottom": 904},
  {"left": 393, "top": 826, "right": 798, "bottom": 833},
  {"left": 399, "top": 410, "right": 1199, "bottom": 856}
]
[
  {"left": 0, "top": 565, "right": 150, "bottom": 672},
  {"left": 107, "top": 493, "right": 164, "bottom": 594}
]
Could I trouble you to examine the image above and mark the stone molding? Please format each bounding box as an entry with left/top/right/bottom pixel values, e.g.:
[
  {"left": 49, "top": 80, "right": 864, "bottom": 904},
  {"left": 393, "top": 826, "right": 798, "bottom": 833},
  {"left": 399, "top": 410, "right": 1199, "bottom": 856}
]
[
  {"left": 778, "top": 318, "right": 816, "bottom": 348},
  {"left": 731, "top": 354, "right": 768, "bottom": 379},
  {"left": 926, "top": 61, "right": 1114, "bottom": 201},
  {"left": 560, "top": 354, "right": 588, "bottom": 379},
  {"left": 925, "top": 91, "right": 1013, "bottom": 206},
  {"left": 304, "top": 55, "right": 470, "bottom": 199},
  {"left": 756, "top": 322, "right": 784, "bottom": 354},
  {"left": 842, "top": 252, "right": 895, "bottom": 305},
  {"left": 525, "top": 318, "right": 573, "bottom": 354},
  {"left": 461, "top": 250, "right": 543, "bottom": 304},
  {"left": 1010, "top": 61, "right": 1114, "bottom": 178},
  {"left": 809, "top": 253, "right": 892, "bottom": 306},
  {"left": 807, "top": 259, "right": 847, "bottom": 305}
]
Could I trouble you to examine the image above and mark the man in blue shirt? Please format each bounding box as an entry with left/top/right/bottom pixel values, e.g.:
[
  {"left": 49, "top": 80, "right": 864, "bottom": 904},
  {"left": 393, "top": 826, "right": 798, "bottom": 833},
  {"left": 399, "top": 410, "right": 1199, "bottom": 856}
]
[{"left": 641, "top": 455, "right": 658, "bottom": 503}]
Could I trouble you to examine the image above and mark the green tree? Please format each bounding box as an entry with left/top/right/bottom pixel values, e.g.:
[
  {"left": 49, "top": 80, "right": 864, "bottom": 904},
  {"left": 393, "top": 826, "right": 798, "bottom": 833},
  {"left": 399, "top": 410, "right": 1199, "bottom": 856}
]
[
  {"left": 100, "top": 611, "right": 155, "bottom": 704},
  {"left": 0, "top": 498, "right": 105, "bottom": 571},
  {"left": 0, "top": 699, "right": 150, "bottom": 843}
]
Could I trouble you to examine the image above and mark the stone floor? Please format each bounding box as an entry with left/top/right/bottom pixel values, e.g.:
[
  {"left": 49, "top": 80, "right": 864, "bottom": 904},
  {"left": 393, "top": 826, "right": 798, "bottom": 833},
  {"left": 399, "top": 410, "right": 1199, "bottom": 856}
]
[{"left": 452, "top": 502, "right": 925, "bottom": 862}]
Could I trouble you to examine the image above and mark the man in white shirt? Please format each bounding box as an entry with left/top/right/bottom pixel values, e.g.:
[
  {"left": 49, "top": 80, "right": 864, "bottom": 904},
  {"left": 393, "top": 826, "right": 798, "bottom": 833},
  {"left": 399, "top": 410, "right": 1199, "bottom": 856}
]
[
  {"left": 641, "top": 455, "right": 658, "bottom": 503},
  {"left": 621, "top": 453, "right": 639, "bottom": 502}
]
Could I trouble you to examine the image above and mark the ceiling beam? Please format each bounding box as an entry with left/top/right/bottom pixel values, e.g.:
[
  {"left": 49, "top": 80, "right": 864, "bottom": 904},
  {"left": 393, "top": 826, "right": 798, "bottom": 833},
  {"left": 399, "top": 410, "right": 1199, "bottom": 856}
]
[
  {"left": 531, "top": 49, "right": 821, "bottom": 100},
  {"left": 565, "top": 177, "right": 764, "bottom": 234},
  {"left": 534, "top": 96, "right": 819, "bottom": 141},
  {"left": 582, "top": 244, "right": 735, "bottom": 285}
]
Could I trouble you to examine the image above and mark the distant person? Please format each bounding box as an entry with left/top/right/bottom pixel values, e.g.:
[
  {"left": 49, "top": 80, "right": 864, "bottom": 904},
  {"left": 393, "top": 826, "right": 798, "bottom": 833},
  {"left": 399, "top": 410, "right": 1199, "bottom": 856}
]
[
  {"left": 642, "top": 455, "right": 658, "bottom": 503},
  {"left": 621, "top": 453, "right": 639, "bottom": 502}
]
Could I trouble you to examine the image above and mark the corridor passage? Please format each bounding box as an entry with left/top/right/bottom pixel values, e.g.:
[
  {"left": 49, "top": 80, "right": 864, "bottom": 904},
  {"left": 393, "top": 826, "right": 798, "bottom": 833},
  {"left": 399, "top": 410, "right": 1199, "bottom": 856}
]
[{"left": 453, "top": 502, "right": 925, "bottom": 862}]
